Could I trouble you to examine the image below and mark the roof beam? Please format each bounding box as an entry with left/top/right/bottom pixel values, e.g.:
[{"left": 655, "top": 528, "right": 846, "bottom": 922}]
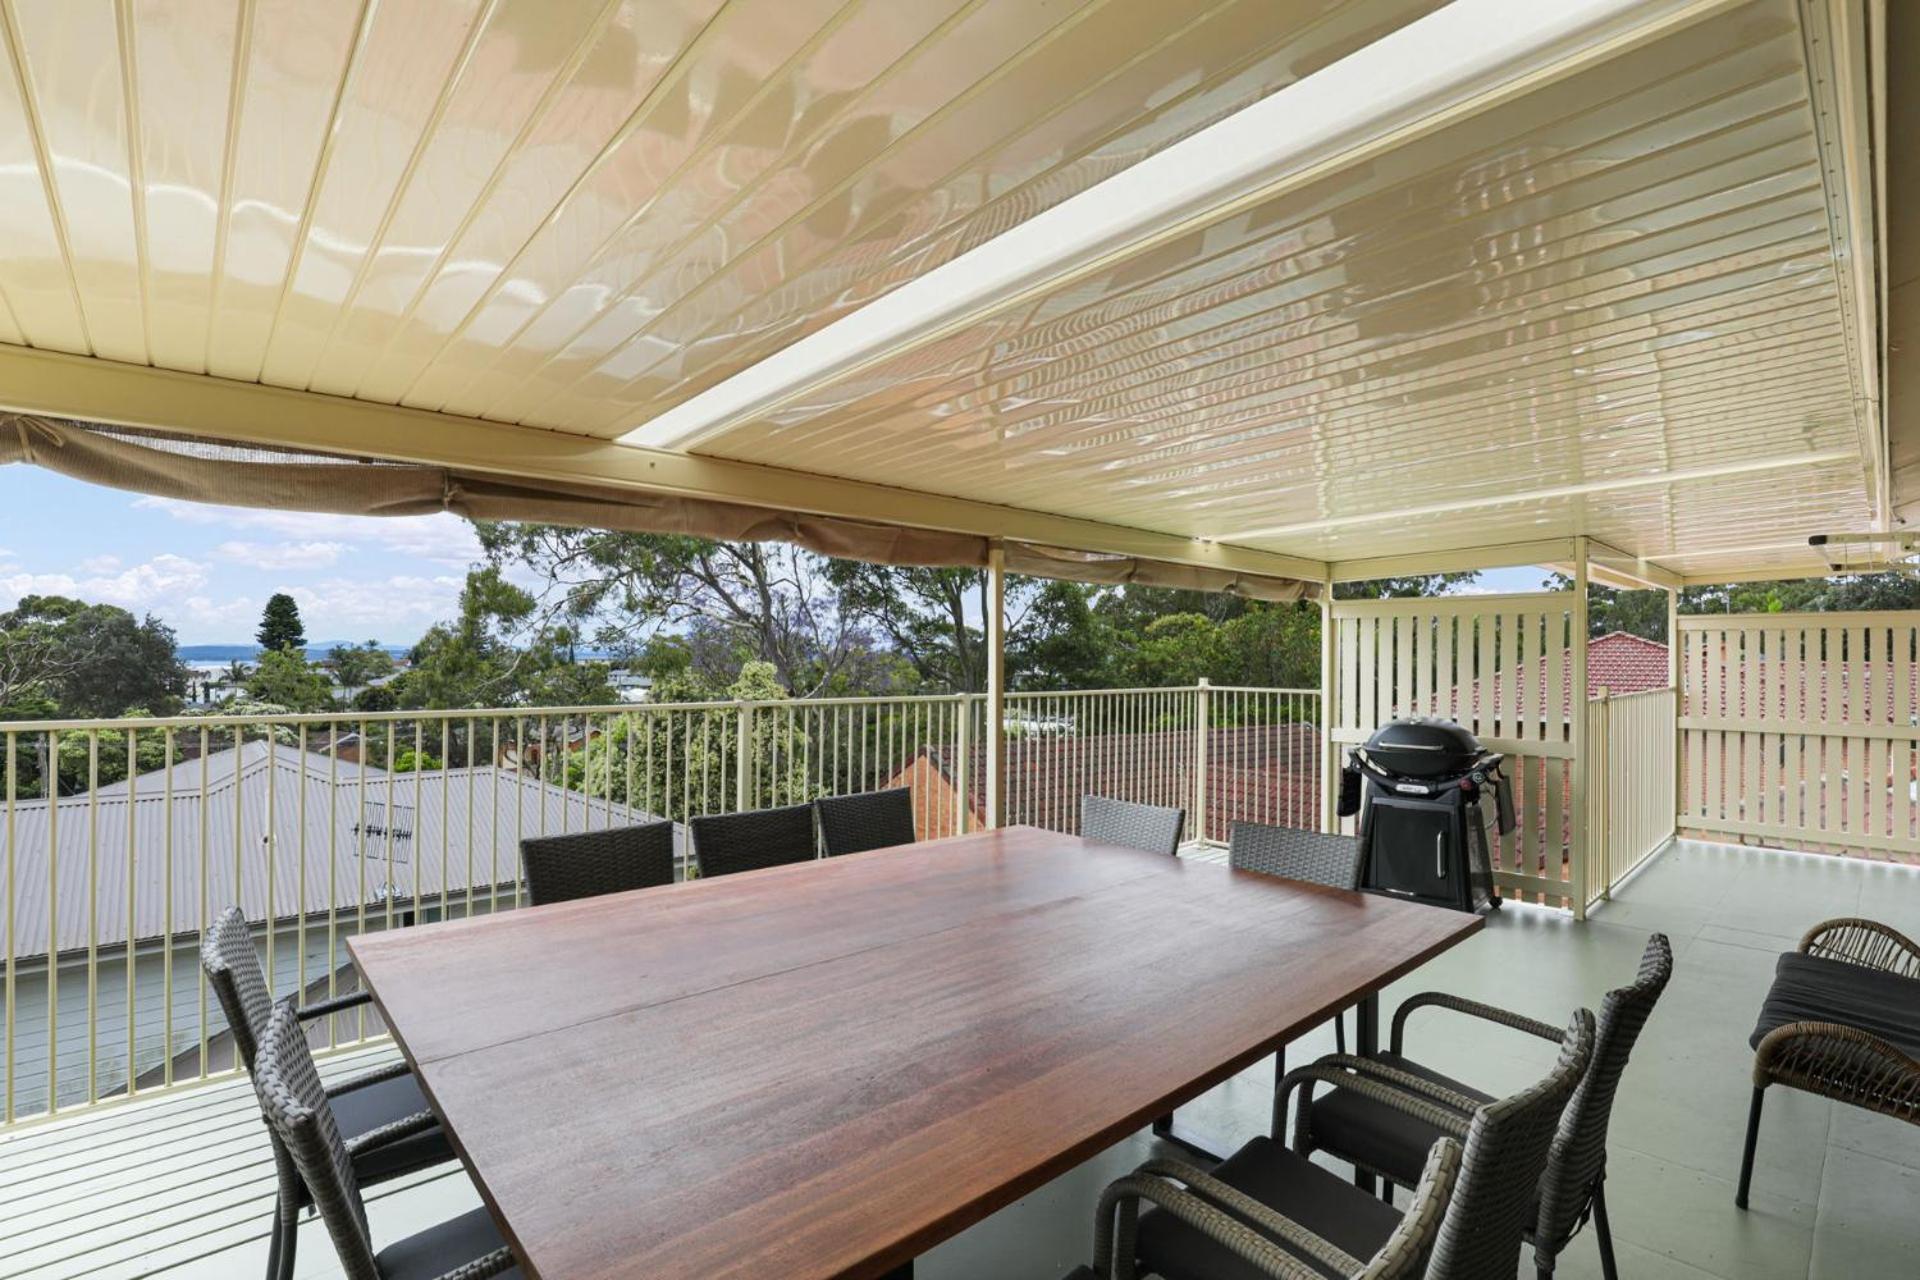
[
  {"left": 1330, "top": 538, "right": 1575, "bottom": 583},
  {"left": 0, "top": 343, "right": 1326, "bottom": 582}
]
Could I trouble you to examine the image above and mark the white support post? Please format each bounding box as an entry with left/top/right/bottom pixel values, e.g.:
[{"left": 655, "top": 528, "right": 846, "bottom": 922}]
[
  {"left": 1569, "top": 537, "right": 1591, "bottom": 920},
  {"left": 953, "top": 691, "right": 971, "bottom": 835},
  {"left": 984, "top": 545, "right": 1007, "bottom": 829},
  {"left": 1192, "top": 679, "right": 1211, "bottom": 846},
  {"left": 1667, "top": 585, "right": 1681, "bottom": 830},
  {"left": 735, "top": 702, "right": 753, "bottom": 813},
  {"left": 1318, "top": 587, "right": 1338, "bottom": 834}
]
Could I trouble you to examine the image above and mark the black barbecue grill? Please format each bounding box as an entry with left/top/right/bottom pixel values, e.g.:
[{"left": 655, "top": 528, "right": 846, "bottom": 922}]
[{"left": 1337, "top": 717, "right": 1512, "bottom": 913}]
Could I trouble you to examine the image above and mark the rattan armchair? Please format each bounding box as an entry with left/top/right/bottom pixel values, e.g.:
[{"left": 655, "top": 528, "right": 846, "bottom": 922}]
[
  {"left": 689, "top": 801, "right": 817, "bottom": 877},
  {"left": 201, "top": 907, "right": 455, "bottom": 1280},
  {"left": 519, "top": 819, "right": 675, "bottom": 905},
  {"left": 250, "top": 1001, "right": 521, "bottom": 1280},
  {"left": 1737, "top": 917, "right": 1920, "bottom": 1209},
  {"left": 1286, "top": 934, "right": 1672, "bottom": 1279},
  {"left": 1110, "top": 1009, "right": 1593, "bottom": 1280},
  {"left": 1081, "top": 794, "right": 1185, "bottom": 856},
  {"left": 816, "top": 787, "right": 918, "bottom": 856}
]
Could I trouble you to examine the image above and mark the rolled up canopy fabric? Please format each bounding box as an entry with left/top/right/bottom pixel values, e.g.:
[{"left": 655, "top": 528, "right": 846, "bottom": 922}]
[{"left": 1, "top": 414, "right": 1317, "bottom": 600}]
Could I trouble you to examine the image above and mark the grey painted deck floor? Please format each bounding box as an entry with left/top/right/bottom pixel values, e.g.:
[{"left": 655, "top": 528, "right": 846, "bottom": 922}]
[{"left": 4, "top": 837, "right": 1917, "bottom": 1279}]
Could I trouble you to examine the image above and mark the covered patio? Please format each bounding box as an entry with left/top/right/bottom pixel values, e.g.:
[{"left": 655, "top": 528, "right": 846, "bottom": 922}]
[
  {"left": 6, "top": 839, "right": 1916, "bottom": 1280},
  {"left": 2, "top": 0, "right": 1918, "bottom": 1278}
]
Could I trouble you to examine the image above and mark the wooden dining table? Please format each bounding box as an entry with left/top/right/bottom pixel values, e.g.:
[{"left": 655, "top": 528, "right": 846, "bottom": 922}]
[{"left": 348, "top": 824, "right": 1481, "bottom": 1280}]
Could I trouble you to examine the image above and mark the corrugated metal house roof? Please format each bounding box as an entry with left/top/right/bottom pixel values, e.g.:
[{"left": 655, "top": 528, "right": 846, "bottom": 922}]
[{"left": 2, "top": 742, "right": 654, "bottom": 961}]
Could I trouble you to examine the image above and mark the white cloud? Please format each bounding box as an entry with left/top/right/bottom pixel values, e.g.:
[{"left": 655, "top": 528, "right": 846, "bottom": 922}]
[
  {"left": 289, "top": 574, "right": 467, "bottom": 630},
  {"left": 213, "top": 539, "right": 348, "bottom": 570},
  {"left": 0, "top": 552, "right": 209, "bottom": 612},
  {"left": 77, "top": 554, "right": 123, "bottom": 574},
  {"left": 134, "top": 498, "right": 483, "bottom": 566}
]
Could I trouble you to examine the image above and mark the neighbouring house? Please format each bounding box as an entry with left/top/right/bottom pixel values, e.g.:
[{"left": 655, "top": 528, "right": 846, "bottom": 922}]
[
  {"left": 0, "top": 741, "right": 664, "bottom": 1115},
  {"left": 885, "top": 722, "right": 1323, "bottom": 844}
]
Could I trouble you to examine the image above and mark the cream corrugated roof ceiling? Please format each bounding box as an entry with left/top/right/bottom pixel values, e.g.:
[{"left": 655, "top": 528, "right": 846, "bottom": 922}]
[{"left": 0, "top": 0, "right": 1892, "bottom": 585}]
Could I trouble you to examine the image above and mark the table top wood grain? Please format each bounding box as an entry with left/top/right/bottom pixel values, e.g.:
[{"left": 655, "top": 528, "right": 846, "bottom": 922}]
[{"left": 349, "top": 825, "right": 1480, "bottom": 1280}]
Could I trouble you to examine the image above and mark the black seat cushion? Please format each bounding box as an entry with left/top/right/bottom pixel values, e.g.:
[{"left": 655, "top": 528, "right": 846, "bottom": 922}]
[
  {"left": 1135, "top": 1136, "right": 1403, "bottom": 1280},
  {"left": 376, "top": 1205, "right": 522, "bottom": 1280},
  {"left": 1751, "top": 952, "right": 1920, "bottom": 1057},
  {"left": 1303, "top": 1052, "right": 1491, "bottom": 1189},
  {"left": 329, "top": 1071, "right": 456, "bottom": 1185}
]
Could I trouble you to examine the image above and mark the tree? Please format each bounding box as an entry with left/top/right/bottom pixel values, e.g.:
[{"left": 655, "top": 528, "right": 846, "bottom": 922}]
[
  {"left": 1012, "top": 580, "right": 1118, "bottom": 689},
  {"left": 243, "top": 648, "right": 336, "bottom": 713},
  {"left": 0, "top": 595, "right": 188, "bottom": 717},
  {"left": 393, "top": 567, "right": 617, "bottom": 710},
  {"left": 256, "top": 592, "right": 307, "bottom": 653},
  {"left": 826, "top": 563, "right": 993, "bottom": 691},
  {"left": 325, "top": 641, "right": 396, "bottom": 689},
  {"left": 1125, "top": 613, "right": 1227, "bottom": 687},
  {"left": 474, "top": 524, "right": 867, "bottom": 695}
]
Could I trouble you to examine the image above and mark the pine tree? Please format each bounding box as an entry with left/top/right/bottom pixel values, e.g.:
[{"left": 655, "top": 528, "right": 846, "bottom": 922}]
[{"left": 256, "top": 593, "right": 307, "bottom": 654}]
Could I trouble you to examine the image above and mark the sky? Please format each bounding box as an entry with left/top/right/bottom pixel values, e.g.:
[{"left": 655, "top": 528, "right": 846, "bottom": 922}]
[
  {"left": 1, "top": 464, "right": 1548, "bottom": 646},
  {"left": 0, "top": 467, "right": 486, "bottom": 646}
]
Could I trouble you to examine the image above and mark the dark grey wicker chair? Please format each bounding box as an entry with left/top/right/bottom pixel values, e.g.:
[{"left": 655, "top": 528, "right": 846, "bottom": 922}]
[
  {"left": 1117, "top": 1009, "right": 1593, "bottom": 1280},
  {"left": 1738, "top": 917, "right": 1920, "bottom": 1210},
  {"left": 689, "top": 801, "right": 817, "bottom": 878},
  {"left": 250, "top": 1000, "right": 521, "bottom": 1280},
  {"left": 1288, "top": 934, "right": 1672, "bottom": 1279},
  {"left": 1081, "top": 794, "right": 1185, "bottom": 856},
  {"left": 519, "top": 819, "right": 675, "bottom": 905},
  {"left": 816, "top": 787, "right": 917, "bottom": 856},
  {"left": 201, "top": 907, "right": 454, "bottom": 1280}
]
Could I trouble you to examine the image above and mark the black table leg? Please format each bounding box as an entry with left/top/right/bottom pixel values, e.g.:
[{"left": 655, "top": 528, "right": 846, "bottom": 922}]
[{"left": 1353, "top": 993, "right": 1380, "bottom": 1195}]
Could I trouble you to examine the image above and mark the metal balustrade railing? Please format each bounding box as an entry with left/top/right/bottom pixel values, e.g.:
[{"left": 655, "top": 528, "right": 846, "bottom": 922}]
[{"left": 0, "top": 683, "right": 1322, "bottom": 1125}]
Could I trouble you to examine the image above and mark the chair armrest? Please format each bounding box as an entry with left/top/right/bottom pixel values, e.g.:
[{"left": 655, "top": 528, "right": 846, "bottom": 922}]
[
  {"left": 1753, "top": 1020, "right": 1920, "bottom": 1114},
  {"left": 1275, "top": 1058, "right": 1476, "bottom": 1152},
  {"left": 432, "top": 1247, "right": 519, "bottom": 1280},
  {"left": 1358, "top": 1137, "right": 1462, "bottom": 1280},
  {"left": 1799, "top": 918, "right": 1920, "bottom": 978},
  {"left": 344, "top": 1108, "right": 440, "bottom": 1160},
  {"left": 323, "top": 1056, "right": 415, "bottom": 1100},
  {"left": 1093, "top": 1168, "right": 1336, "bottom": 1280},
  {"left": 1133, "top": 1159, "right": 1365, "bottom": 1277},
  {"left": 297, "top": 989, "right": 373, "bottom": 1020},
  {"left": 1390, "top": 991, "right": 1565, "bottom": 1055}
]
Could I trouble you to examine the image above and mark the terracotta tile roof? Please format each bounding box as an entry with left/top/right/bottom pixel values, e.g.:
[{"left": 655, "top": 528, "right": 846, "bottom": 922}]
[{"left": 891, "top": 722, "right": 1324, "bottom": 840}]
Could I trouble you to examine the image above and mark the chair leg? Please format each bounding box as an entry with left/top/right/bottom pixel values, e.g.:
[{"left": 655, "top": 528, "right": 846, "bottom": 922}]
[
  {"left": 1151, "top": 1111, "right": 1174, "bottom": 1137},
  {"left": 1591, "top": 1178, "right": 1618, "bottom": 1280},
  {"left": 263, "top": 1205, "right": 281, "bottom": 1280},
  {"left": 1267, "top": 1045, "right": 1287, "bottom": 1139},
  {"left": 1735, "top": 1086, "right": 1764, "bottom": 1210}
]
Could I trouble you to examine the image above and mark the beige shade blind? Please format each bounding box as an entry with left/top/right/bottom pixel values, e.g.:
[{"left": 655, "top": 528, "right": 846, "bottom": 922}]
[{"left": 1, "top": 414, "right": 1315, "bottom": 600}]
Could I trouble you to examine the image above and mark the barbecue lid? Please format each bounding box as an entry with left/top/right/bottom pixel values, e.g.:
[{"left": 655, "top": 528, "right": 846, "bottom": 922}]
[{"left": 1363, "top": 717, "right": 1484, "bottom": 778}]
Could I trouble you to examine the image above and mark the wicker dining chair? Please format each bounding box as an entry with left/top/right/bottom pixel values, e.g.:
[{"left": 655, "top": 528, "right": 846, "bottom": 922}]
[
  {"left": 250, "top": 1001, "right": 521, "bottom": 1280},
  {"left": 1738, "top": 917, "right": 1920, "bottom": 1210},
  {"left": 1287, "top": 935, "right": 1672, "bottom": 1280},
  {"left": 689, "top": 801, "right": 817, "bottom": 878},
  {"left": 1112, "top": 1009, "right": 1594, "bottom": 1280},
  {"left": 1073, "top": 1136, "right": 1460, "bottom": 1280},
  {"left": 816, "top": 787, "right": 918, "bottom": 856},
  {"left": 519, "top": 819, "right": 675, "bottom": 905},
  {"left": 1081, "top": 794, "right": 1185, "bottom": 856},
  {"left": 202, "top": 907, "right": 455, "bottom": 1280}
]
